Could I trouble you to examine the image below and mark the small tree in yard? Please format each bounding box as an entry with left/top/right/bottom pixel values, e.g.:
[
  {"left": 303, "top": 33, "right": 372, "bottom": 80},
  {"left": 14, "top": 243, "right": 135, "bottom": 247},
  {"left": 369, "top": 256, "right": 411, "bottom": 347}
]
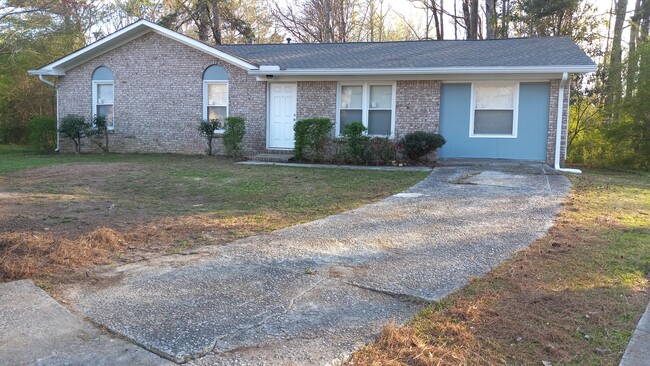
[
  {"left": 223, "top": 116, "right": 246, "bottom": 158},
  {"left": 198, "top": 118, "right": 221, "bottom": 156},
  {"left": 293, "top": 118, "right": 333, "bottom": 161},
  {"left": 342, "top": 122, "right": 371, "bottom": 164},
  {"left": 86, "top": 115, "right": 110, "bottom": 152},
  {"left": 59, "top": 114, "right": 89, "bottom": 154}
]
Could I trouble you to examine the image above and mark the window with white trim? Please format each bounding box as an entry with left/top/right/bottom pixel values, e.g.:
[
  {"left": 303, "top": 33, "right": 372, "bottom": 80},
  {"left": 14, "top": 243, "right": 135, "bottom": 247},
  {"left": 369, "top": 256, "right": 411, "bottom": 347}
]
[
  {"left": 470, "top": 83, "right": 518, "bottom": 138},
  {"left": 337, "top": 82, "right": 395, "bottom": 137},
  {"left": 92, "top": 66, "right": 114, "bottom": 130},
  {"left": 203, "top": 65, "right": 229, "bottom": 131}
]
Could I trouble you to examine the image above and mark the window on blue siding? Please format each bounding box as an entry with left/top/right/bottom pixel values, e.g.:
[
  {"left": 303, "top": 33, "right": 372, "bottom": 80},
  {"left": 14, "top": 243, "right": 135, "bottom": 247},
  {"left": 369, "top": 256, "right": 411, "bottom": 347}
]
[
  {"left": 92, "top": 66, "right": 115, "bottom": 130},
  {"left": 470, "top": 83, "right": 518, "bottom": 138},
  {"left": 203, "top": 65, "right": 229, "bottom": 130}
]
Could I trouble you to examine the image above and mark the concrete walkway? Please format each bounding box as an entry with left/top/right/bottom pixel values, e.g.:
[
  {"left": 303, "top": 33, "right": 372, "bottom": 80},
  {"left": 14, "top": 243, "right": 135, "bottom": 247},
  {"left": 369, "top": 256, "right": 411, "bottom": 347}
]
[
  {"left": 0, "top": 280, "right": 170, "bottom": 366},
  {"left": 619, "top": 303, "right": 650, "bottom": 366},
  {"left": 50, "top": 161, "right": 571, "bottom": 365}
]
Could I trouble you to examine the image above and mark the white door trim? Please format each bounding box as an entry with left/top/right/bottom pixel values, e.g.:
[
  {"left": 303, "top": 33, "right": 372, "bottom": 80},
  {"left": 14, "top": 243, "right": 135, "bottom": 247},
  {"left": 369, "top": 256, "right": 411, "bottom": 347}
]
[{"left": 267, "top": 82, "right": 298, "bottom": 150}]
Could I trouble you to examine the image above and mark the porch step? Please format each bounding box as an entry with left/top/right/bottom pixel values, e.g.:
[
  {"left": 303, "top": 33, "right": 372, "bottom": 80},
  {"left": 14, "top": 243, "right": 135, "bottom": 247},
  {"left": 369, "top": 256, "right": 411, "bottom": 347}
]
[{"left": 248, "top": 153, "right": 293, "bottom": 163}]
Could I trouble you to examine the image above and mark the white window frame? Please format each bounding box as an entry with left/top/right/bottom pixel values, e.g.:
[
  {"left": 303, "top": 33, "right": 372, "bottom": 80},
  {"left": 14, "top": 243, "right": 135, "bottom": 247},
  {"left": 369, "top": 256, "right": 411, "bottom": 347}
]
[
  {"left": 336, "top": 81, "right": 396, "bottom": 138},
  {"left": 92, "top": 80, "right": 115, "bottom": 130},
  {"left": 202, "top": 80, "right": 229, "bottom": 133},
  {"left": 469, "top": 82, "right": 519, "bottom": 138}
]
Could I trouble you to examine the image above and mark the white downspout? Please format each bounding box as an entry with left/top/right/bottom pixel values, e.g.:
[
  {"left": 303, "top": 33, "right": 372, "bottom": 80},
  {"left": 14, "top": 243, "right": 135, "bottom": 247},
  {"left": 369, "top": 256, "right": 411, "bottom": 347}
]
[
  {"left": 38, "top": 75, "right": 60, "bottom": 152},
  {"left": 38, "top": 75, "right": 55, "bottom": 87},
  {"left": 554, "top": 72, "right": 581, "bottom": 174}
]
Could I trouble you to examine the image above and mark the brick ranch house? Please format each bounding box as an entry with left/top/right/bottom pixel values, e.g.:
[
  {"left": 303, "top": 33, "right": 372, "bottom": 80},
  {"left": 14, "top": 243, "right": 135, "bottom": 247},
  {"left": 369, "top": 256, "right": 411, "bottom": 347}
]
[{"left": 29, "top": 20, "right": 596, "bottom": 167}]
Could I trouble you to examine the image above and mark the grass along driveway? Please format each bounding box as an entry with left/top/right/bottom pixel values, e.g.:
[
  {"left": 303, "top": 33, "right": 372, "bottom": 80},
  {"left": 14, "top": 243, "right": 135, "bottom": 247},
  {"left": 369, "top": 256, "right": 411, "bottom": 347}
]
[
  {"left": 0, "top": 147, "right": 427, "bottom": 283},
  {"left": 348, "top": 169, "right": 650, "bottom": 366}
]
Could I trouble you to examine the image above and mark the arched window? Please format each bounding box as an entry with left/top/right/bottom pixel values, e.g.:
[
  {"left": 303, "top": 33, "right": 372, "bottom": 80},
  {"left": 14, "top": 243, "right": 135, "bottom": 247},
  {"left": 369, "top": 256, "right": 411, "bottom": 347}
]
[
  {"left": 203, "top": 65, "right": 229, "bottom": 125},
  {"left": 92, "top": 66, "right": 115, "bottom": 130}
]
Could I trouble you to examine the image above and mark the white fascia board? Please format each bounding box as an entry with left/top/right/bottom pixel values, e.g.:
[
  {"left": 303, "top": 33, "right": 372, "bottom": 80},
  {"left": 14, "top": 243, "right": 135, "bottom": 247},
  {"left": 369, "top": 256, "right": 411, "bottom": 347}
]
[
  {"left": 249, "top": 65, "right": 597, "bottom": 77},
  {"left": 29, "top": 20, "right": 257, "bottom": 76},
  {"left": 27, "top": 69, "right": 65, "bottom": 76}
]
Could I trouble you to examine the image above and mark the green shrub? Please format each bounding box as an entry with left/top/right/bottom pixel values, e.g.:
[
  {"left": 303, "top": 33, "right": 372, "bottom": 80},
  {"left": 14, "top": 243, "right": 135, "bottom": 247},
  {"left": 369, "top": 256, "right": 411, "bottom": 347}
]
[
  {"left": 86, "top": 115, "right": 110, "bottom": 152},
  {"left": 0, "top": 119, "right": 29, "bottom": 144},
  {"left": 400, "top": 131, "right": 446, "bottom": 161},
  {"left": 197, "top": 118, "right": 222, "bottom": 156},
  {"left": 59, "top": 114, "right": 89, "bottom": 154},
  {"left": 293, "top": 118, "right": 333, "bottom": 161},
  {"left": 223, "top": 116, "right": 246, "bottom": 158},
  {"left": 342, "top": 122, "right": 371, "bottom": 164},
  {"left": 370, "top": 137, "right": 399, "bottom": 164},
  {"left": 28, "top": 116, "right": 56, "bottom": 153}
]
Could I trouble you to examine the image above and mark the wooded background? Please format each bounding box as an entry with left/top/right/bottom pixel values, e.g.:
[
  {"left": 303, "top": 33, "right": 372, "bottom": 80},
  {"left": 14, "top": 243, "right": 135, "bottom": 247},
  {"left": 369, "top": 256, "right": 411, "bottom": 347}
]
[{"left": 1, "top": 0, "right": 648, "bottom": 169}]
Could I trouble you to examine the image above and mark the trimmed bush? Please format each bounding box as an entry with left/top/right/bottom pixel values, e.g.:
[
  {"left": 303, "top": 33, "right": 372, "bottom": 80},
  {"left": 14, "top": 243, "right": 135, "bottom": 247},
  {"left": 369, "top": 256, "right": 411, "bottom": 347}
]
[
  {"left": 59, "top": 114, "right": 89, "bottom": 154},
  {"left": 28, "top": 116, "right": 56, "bottom": 153},
  {"left": 197, "top": 118, "right": 222, "bottom": 156},
  {"left": 86, "top": 115, "right": 110, "bottom": 152},
  {"left": 370, "top": 137, "right": 399, "bottom": 164},
  {"left": 342, "top": 122, "right": 371, "bottom": 164},
  {"left": 223, "top": 116, "right": 246, "bottom": 158},
  {"left": 400, "top": 131, "right": 446, "bottom": 161},
  {"left": 293, "top": 118, "right": 333, "bottom": 161}
]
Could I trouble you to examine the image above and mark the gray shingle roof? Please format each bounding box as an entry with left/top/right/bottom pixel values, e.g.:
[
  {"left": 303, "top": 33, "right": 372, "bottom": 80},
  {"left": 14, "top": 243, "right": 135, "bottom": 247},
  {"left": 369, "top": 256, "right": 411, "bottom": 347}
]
[{"left": 216, "top": 37, "right": 594, "bottom": 70}]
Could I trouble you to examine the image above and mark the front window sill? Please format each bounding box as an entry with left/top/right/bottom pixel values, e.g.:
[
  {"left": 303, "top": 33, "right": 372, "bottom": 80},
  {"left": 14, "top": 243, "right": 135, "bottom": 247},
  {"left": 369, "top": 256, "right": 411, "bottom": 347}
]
[
  {"left": 469, "top": 134, "right": 517, "bottom": 139},
  {"left": 334, "top": 135, "right": 394, "bottom": 140}
]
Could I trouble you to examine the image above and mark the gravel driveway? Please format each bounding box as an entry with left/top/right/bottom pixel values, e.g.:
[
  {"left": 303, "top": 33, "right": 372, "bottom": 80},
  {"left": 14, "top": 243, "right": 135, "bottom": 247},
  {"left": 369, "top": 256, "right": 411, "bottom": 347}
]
[{"left": 63, "top": 162, "right": 571, "bottom": 365}]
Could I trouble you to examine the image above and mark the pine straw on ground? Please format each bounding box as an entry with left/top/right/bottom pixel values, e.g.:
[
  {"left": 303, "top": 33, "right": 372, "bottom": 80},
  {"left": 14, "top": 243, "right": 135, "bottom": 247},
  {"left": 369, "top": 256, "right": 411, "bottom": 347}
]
[
  {"left": 347, "top": 170, "right": 650, "bottom": 366},
  {"left": 0, "top": 227, "right": 127, "bottom": 280},
  {"left": 0, "top": 211, "right": 301, "bottom": 282}
]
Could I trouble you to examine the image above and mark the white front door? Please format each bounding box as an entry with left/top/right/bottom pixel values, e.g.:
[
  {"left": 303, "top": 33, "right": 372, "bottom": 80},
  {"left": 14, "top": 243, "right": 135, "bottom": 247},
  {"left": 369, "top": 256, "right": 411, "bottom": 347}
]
[{"left": 268, "top": 83, "right": 297, "bottom": 149}]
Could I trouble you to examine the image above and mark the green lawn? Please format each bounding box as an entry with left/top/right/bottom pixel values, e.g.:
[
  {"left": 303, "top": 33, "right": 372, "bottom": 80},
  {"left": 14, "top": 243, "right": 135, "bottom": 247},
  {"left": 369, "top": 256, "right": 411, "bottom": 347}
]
[{"left": 0, "top": 146, "right": 428, "bottom": 281}]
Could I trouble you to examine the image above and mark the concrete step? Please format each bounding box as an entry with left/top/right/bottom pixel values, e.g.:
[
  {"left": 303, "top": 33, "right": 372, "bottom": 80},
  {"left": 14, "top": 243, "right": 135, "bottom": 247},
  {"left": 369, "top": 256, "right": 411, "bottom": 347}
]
[{"left": 248, "top": 153, "right": 293, "bottom": 163}]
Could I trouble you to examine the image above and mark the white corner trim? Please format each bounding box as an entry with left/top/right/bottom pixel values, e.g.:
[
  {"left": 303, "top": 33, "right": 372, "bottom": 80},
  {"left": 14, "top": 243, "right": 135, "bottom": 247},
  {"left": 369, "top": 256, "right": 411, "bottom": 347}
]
[
  {"left": 28, "top": 20, "right": 257, "bottom": 76},
  {"left": 554, "top": 72, "right": 581, "bottom": 173}
]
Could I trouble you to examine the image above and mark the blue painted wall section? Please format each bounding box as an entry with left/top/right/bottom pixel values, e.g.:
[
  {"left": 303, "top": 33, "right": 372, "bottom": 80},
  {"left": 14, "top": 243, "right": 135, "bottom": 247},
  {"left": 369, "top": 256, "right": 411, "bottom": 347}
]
[{"left": 438, "top": 82, "right": 550, "bottom": 160}]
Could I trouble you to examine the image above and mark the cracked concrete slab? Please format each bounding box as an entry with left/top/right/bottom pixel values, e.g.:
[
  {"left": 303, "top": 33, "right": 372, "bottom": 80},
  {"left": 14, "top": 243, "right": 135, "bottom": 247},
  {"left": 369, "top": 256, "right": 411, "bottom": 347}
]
[
  {"left": 63, "top": 162, "right": 570, "bottom": 364},
  {"left": 0, "top": 280, "right": 170, "bottom": 366}
]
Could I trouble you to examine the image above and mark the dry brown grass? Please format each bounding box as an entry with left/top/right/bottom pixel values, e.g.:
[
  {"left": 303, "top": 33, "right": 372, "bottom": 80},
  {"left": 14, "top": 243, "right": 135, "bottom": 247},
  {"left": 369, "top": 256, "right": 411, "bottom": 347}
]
[
  {"left": 348, "top": 170, "right": 650, "bottom": 366},
  {"left": 0, "top": 227, "right": 126, "bottom": 280}
]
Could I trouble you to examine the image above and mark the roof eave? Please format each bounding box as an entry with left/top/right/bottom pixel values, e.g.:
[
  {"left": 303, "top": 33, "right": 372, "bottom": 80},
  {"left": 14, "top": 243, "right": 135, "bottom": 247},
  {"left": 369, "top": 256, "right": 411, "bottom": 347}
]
[
  {"left": 249, "top": 65, "right": 598, "bottom": 76},
  {"left": 28, "top": 19, "right": 257, "bottom": 76}
]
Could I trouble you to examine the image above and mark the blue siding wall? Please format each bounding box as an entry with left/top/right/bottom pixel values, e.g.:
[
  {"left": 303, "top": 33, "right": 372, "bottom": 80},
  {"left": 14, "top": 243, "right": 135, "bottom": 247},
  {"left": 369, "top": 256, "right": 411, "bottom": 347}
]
[{"left": 438, "top": 82, "right": 550, "bottom": 160}]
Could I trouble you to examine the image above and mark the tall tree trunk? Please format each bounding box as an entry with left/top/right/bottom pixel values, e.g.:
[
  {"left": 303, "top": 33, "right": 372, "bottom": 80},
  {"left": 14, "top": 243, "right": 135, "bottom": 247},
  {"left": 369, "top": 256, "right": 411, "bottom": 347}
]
[
  {"left": 196, "top": 0, "right": 211, "bottom": 42},
  {"left": 324, "top": 0, "right": 334, "bottom": 42},
  {"left": 606, "top": 0, "right": 629, "bottom": 116},
  {"left": 485, "top": 0, "right": 495, "bottom": 39},
  {"left": 462, "top": 0, "right": 479, "bottom": 39},
  {"left": 439, "top": 0, "right": 444, "bottom": 39},
  {"left": 211, "top": 0, "right": 222, "bottom": 45},
  {"left": 431, "top": 0, "right": 442, "bottom": 39},
  {"left": 501, "top": 0, "right": 509, "bottom": 37},
  {"left": 469, "top": 0, "right": 479, "bottom": 39},
  {"left": 626, "top": 0, "right": 642, "bottom": 96},
  {"left": 454, "top": 0, "right": 458, "bottom": 39}
]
